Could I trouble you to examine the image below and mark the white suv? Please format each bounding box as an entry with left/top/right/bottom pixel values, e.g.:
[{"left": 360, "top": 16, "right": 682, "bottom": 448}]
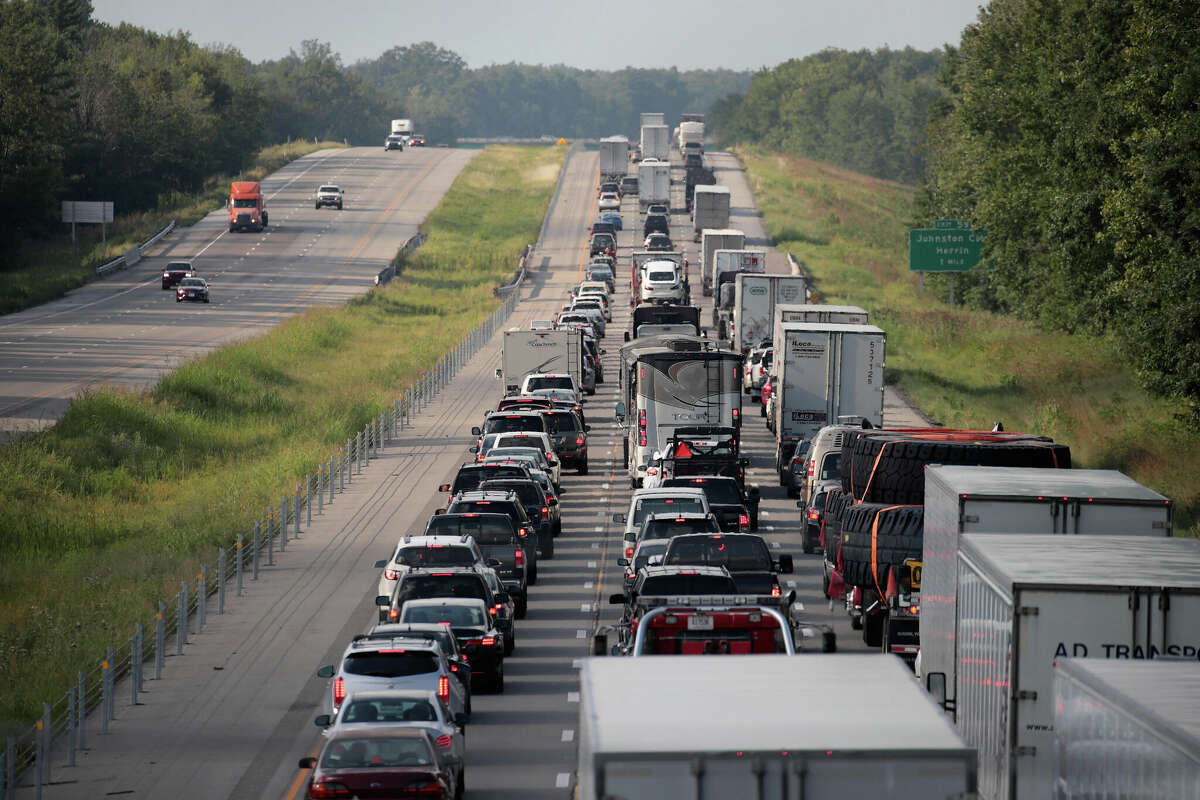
[
  {"left": 374, "top": 535, "right": 487, "bottom": 605},
  {"left": 639, "top": 261, "right": 685, "bottom": 305},
  {"left": 520, "top": 373, "right": 581, "bottom": 403},
  {"left": 611, "top": 487, "right": 709, "bottom": 544}
]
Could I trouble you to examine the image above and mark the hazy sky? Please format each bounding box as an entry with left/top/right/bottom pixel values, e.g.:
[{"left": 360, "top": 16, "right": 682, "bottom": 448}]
[{"left": 91, "top": 0, "right": 985, "bottom": 70}]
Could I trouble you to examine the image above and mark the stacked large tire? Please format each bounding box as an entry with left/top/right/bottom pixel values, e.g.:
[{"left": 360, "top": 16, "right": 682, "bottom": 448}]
[{"left": 838, "top": 503, "right": 924, "bottom": 592}]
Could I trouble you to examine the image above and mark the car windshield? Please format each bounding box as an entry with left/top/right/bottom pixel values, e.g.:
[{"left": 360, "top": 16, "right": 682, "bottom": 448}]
[
  {"left": 397, "top": 574, "right": 486, "bottom": 602},
  {"left": 648, "top": 271, "right": 675, "bottom": 282},
  {"left": 639, "top": 574, "right": 739, "bottom": 595},
  {"left": 166, "top": 263, "right": 190, "bottom": 270},
  {"left": 426, "top": 514, "right": 515, "bottom": 544},
  {"left": 588, "top": 270, "right": 612, "bottom": 280},
  {"left": 642, "top": 517, "right": 720, "bottom": 538},
  {"left": 341, "top": 651, "right": 438, "bottom": 678},
  {"left": 525, "top": 377, "right": 573, "bottom": 391},
  {"left": 397, "top": 546, "right": 476, "bottom": 568},
  {"left": 632, "top": 497, "right": 704, "bottom": 524},
  {"left": 320, "top": 736, "right": 433, "bottom": 769},
  {"left": 319, "top": 186, "right": 338, "bottom": 192},
  {"left": 633, "top": 542, "right": 669, "bottom": 571},
  {"left": 495, "top": 435, "right": 547, "bottom": 453},
  {"left": 400, "top": 604, "right": 487, "bottom": 627},
  {"left": 483, "top": 416, "right": 544, "bottom": 435},
  {"left": 480, "top": 481, "right": 541, "bottom": 506},
  {"left": 341, "top": 698, "right": 437, "bottom": 725},
  {"left": 819, "top": 452, "right": 841, "bottom": 481},
  {"left": 665, "top": 536, "right": 773, "bottom": 571},
  {"left": 542, "top": 411, "right": 579, "bottom": 434},
  {"left": 677, "top": 479, "right": 741, "bottom": 505}
]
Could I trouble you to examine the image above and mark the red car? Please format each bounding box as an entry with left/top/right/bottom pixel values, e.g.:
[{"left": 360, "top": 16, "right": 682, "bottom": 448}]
[
  {"left": 409, "top": 135, "right": 426, "bottom": 147},
  {"left": 161, "top": 262, "right": 193, "bottom": 289},
  {"left": 298, "top": 727, "right": 459, "bottom": 799}
]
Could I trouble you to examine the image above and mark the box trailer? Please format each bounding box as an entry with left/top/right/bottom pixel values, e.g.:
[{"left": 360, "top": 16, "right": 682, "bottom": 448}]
[
  {"left": 691, "top": 185, "right": 730, "bottom": 240},
  {"left": 640, "top": 124, "right": 670, "bottom": 161},
  {"left": 678, "top": 120, "right": 705, "bottom": 154},
  {"left": 578, "top": 654, "right": 977, "bottom": 800},
  {"left": 771, "top": 323, "right": 885, "bottom": 473},
  {"left": 945, "top": 534, "right": 1200, "bottom": 800},
  {"left": 731, "top": 273, "right": 809, "bottom": 353},
  {"left": 699, "top": 229, "right": 745, "bottom": 296},
  {"left": 598, "top": 136, "right": 629, "bottom": 177},
  {"left": 637, "top": 161, "right": 670, "bottom": 208},
  {"left": 639, "top": 112, "right": 665, "bottom": 128},
  {"left": 1053, "top": 658, "right": 1200, "bottom": 798},
  {"left": 680, "top": 112, "right": 705, "bottom": 123},
  {"left": 921, "top": 466, "right": 1173, "bottom": 723},
  {"left": 500, "top": 328, "right": 582, "bottom": 394},
  {"left": 774, "top": 303, "right": 868, "bottom": 327}
]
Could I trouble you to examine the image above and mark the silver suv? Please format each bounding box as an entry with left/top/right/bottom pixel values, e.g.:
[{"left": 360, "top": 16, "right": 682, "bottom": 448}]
[{"left": 316, "top": 636, "right": 468, "bottom": 721}]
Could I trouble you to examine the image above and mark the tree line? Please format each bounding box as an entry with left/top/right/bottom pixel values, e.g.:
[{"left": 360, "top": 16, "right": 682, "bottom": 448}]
[
  {"left": 915, "top": 0, "right": 1200, "bottom": 418},
  {"left": 706, "top": 47, "right": 945, "bottom": 184}
]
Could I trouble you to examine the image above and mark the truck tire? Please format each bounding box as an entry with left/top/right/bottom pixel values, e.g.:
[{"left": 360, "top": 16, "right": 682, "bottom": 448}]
[
  {"left": 578, "top": 459, "right": 588, "bottom": 475},
  {"left": 315, "top": 202, "right": 320, "bottom": 209},
  {"left": 262, "top": 211, "right": 268, "bottom": 227},
  {"left": 337, "top": 202, "right": 342, "bottom": 210},
  {"left": 839, "top": 503, "right": 923, "bottom": 591},
  {"left": 862, "top": 610, "right": 884, "bottom": 648},
  {"left": 541, "top": 534, "right": 554, "bottom": 559}
]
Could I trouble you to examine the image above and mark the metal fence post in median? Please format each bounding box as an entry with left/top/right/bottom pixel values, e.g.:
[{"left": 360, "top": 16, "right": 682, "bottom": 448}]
[
  {"left": 253, "top": 521, "right": 260, "bottom": 580},
  {"left": 305, "top": 478, "right": 312, "bottom": 527},
  {"left": 177, "top": 584, "right": 187, "bottom": 655},
  {"left": 329, "top": 456, "right": 336, "bottom": 503},
  {"left": 198, "top": 564, "right": 207, "bottom": 632},
  {"left": 217, "top": 550, "right": 227, "bottom": 613},
  {"left": 132, "top": 624, "right": 143, "bottom": 703},
  {"left": 267, "top": 510, "right": 275, "bottom": 566},
  {"left": 6, "top": 735, "right": 15, "bottom": 800},
  {"left": 318, "top": 467, "right": 325, "bottom": 514},
  {"left": 155, "top": 606, "right": 164, "bottom": 679},
  {"left": 280, "top": 497, "right": 288, "bottom": 551},
  {"left": 101, "top": 651, "right": 112, "bottom": 734},
  {"left": 236, "top": 536, "right": 244, "bottom": 595},
  {"left": 39, "top": 701, "right": 50, "bottom": 790},
  {"left": 66, "top": 685, "right": 77, "bottom": 767}
]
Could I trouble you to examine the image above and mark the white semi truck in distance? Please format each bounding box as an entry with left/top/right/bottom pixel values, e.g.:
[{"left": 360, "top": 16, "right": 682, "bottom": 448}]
[
  {"left": 598, "top": 136, "right": 629, "bottom": 177},
  {"left": 691, "top": 185, "right": 730, "bottom": 241},
  {"left": 639, "top": 124, "right": 670, "bottom": 162},
  {"left": 699, "top": 229, "right": 745, "bottom": 297},
  {"left": 730, "top": 273, "right": 809, "bottom": 352},
  {"left": 499, "top": 329, "right": 582, "bottom": 395}
]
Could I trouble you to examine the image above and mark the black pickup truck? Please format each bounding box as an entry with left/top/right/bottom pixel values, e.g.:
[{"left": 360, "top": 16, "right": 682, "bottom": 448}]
[
  {"left": 660, "top": 533, "right": 793, "bottom": 597},
  {"left": 662, "top": 475, "right": 760, "bottom": 532}
]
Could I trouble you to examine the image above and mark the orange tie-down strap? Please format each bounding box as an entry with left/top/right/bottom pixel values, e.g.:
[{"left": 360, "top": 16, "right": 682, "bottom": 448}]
[{"left": 871, "top": 504, "right": 916, "bottom": 600}]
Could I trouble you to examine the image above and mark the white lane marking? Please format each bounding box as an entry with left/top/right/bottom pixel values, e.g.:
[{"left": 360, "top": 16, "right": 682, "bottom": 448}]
[
  {"left": 561, "top": 729, "right": 575, "bottom": 742},
  {"left": 572, "top": 658, "right": 583, "bottom": 668},
  {"left": 595, "top": 511, "right": 605, "bottom": 516},
  {"left": 766, "top": 525, "right": 776, "bottom": 532},
  {"left": 556, "top": 773, "right": 571, "bottom": 788},
  {"left": 567, "top": 692, "right": 581, "bottom": 702},
  {"left": 587, "top": 561, "right": 598, "bottom": 568},
  {"left": 771, "top": 541, "right": 782, "bottom": 549},
  {"left": 576, "top": 629, "right": 587, "bottom": 639},
  {"left": 591, "top": 542, "right": 600, "bottom": 549},
  {"left": 761, "top": 510, "right": 771, "bottom": 517},
  {"left": 584, "top": 581, "right": 594, "bottom": 589},
  {"left": 581, "top": 603, "right": 591, "bottom": 612}
]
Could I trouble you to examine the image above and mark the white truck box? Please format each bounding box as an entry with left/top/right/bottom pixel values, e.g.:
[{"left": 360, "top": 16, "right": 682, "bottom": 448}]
[
  {"left": 1053, "top": 658, "right": 1200, "bottom": 797},
  {"left": 678, "top": 120, "right": 705, "bottom": 152},
  {"left": 774, "top": 303, "right": 868, "bottom": 327},
  {"left": 640, "top": 124, "right": 670, "bottom": 161},
  {"left": 578, "top": 654, "right": 976, "bottom": 800},
  {"left": 921, "top": 466, "right": 1173, "bottom": 722},
  {"left": 500, "top": 328, "right": 582, "bottom": 394},
  {"left": 598, "top": 136, "right": 629, "bottom": 176},
  {"left": 771, "top": 323, "right": 885, "bottom": 469},
  {"left": 699, "top": 228, "right": 745, "bottom": 296},
  {"left": 691, "top": 185, "right": 730, "bottom": 240},
  {"left": 636, "top": 161, "right": 670, "bottom": 207},
  {"left": 732, "top": 273, "right": 809, "bottom": 353},
  {"left": 391, "top": 118, "right": 413, "bottom": 136},
  {"left": 639, "top": 112, "right": 665, "bottom": 128},
  {"left": 951, "top": 534, "right": 1200, "bottom": 800}
]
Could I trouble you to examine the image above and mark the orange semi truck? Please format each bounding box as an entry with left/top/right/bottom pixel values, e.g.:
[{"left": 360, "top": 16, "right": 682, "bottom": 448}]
[{"left": 228, "top": 181, "right": 267, "bottom": 232}]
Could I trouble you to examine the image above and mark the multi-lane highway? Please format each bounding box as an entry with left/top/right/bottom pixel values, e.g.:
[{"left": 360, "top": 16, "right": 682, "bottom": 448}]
[
  {"left": 0, "top": 146, "right": 475, "bottom": 439},
  {"left": 20, "top": 145, "right": 930, "bottom": 799}
]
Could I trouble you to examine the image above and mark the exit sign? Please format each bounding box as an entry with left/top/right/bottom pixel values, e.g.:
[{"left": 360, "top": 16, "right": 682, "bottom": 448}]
[{"left": 909, "top": 220, "right": 991, "bottom": 272}]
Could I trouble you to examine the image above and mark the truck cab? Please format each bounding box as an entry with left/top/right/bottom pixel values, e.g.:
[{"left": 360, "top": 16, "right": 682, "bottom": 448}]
[{"left": 228, "top": 181, "right": 267, "bottom": 232}]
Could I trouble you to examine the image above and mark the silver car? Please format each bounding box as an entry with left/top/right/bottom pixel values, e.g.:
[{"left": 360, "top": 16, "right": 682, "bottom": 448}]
[{"left": 316, "top": 636, "right": 468, "bottom": 722}]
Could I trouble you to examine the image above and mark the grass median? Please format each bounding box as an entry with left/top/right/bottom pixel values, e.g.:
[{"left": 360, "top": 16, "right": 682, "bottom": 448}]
[
  {"left": 0, "top": 140, "right": 349, "bottom": 316},
  {"left": 736, "top": 147, "right": 1199, "bottom": 536},
  {"left": 0, "top": 143, "right": 565, "bottom": 731}
]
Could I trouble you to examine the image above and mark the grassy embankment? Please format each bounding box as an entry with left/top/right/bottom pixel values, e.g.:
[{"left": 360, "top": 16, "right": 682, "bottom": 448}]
[
  {"left": 0, "top": 140, "right": 348, "bottom": 316},
  {"left": 0, "top": 144, "right": 565, "bottom": 730},
  {"left": 737, "top": 147, "right": 1199, "bottom": 536}
]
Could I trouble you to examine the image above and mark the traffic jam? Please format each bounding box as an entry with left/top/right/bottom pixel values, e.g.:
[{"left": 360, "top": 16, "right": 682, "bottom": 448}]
[{"left": 295, "top": 118, "right": 1189, "bottom": 800}]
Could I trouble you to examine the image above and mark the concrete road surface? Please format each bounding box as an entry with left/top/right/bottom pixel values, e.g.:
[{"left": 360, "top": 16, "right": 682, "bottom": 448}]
[{"left": 0, "top": 147, "right": 475, "bottom": 439}]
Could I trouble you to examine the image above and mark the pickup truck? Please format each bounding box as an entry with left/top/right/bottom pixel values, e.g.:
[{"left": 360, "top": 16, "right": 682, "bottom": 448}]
[
  {"left": 315, "top": 185, "right": 343, "bottom": 210},
  {"left": 661, "top": 532, "right": 792, "bottom": 597}
]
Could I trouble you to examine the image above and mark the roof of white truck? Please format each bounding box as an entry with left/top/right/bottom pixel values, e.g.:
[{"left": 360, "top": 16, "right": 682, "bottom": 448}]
[
  {"left": 926, "top": 466, "right": 1169, "bottom": 503},
  {"left": 693, "top": 185, "right": 730, "bottom": 195},
  {"left": 580, "top": 655, "right": 971, "bottom": 756},
  {"left": 1055, "top": 658, "right": 1200, "bottom": 760},
  {"left": 960, "top": 535, "right": 1200, "bottom": 591},
  {"left": 776, "top": 303, "right": 868, "bottom": 315},
  {"left": 777, "top": 322, "right": 885, "bottom": 335}
]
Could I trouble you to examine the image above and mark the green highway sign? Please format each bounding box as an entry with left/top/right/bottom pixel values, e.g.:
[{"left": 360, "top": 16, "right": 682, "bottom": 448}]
[{"left": 909, "top": 221, "right": 991, "bottom": 271}]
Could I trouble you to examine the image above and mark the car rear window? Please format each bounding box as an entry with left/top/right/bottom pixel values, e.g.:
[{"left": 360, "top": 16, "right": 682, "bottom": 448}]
[
  {"left": 342, "top": 651, "right": 438, "bottom": 677},
  {"left": 542, "top": 411, "right": 579, "bottom": 434},
  {"left": 633, "top": 542, "right": 669, "bottom": 571},
  {"left": 320, "top": 736, "right": 432, "bottom": 769},
  {"left": 665, "top": 536, "right": 773, "bottom": 571},
  {"left": 819, "top": 452, "right": 841, "bottom": 481},
  {"left": 673, "top": 479, "right": 741, "bottom": 506},
  {"left": 342, "top": 698, "right": 438, "bottom": 724},
  {"left": 448, "top": 500, "right": 523, "bottom": 522},
  {"left": 398, "top": 546, "right": 476, "bottom": 568},
  {"left": 525, "top": 377, "right": 573, "bottom": 392},
  {"left": 496, "top": 435, "right": 548, "bottom": 453},
  {"left": 397, "top": 574, "right": 487, "bottom": 603},
  {"left": 642, "top": 517, "right": 720, "bottom": 538},
  {"left": 400, "top": 604, "right": 487, "bottom": 627},
  {"left": 483, "top": 416, "right": 546, "bottom": 435},
  {"left": 450, "top": 465, "right": 527, "bottom": 493},
  {"left": 639, "top": 574, "right": 739, "bottom": 595},
  {"left": 479, "top": 481, "right": 541, "bottom": 506},
  {"left": 425, "top": 514, "right": 515, "bottom": 542},
  {"left": 648, "top": 271, "right": 676, "bottom": 282},
  {"left": 632, "top": 497, "right": 704, "bottom": 524}
]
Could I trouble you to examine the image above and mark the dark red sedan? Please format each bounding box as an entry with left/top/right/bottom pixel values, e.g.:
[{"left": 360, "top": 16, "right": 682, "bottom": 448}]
[{"left": 298, "top": 727, "right": 459, "bottom": 799}]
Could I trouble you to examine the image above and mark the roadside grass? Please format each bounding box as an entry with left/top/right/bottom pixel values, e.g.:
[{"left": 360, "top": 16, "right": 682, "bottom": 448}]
[
  {"left": 0, "top": 141, "right": 347, "bottom": 316},
  {"left": 737, "top": 147, "right": 1199, "bottom": 536},
  {"left": 0, "top": 144, "right": 564, "bottom": 731}
]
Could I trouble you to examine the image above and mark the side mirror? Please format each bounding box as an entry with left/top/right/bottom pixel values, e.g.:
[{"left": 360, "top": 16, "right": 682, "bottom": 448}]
[
  {"left": 608, "top": 593, "right": 626, "bottom": 605},
  {"left": 486, "top": 558, "right": 501, "bottom": 567},
  {"left": 592, "top": 633, "right": 608, "bottom": 655},
  {"left": 316, "top": 665, "right": 335, "bottom": 678},
  {"left": 796, "top": 501, "right": 805, "bottom": 509},
  {"left": 777, "top": 554, "right": 794, "bottom": 574},
  {"left": 375, "top": 595, "right": 390, "bottom": 607},
  {"left": 374, "top": 559, "right": 387, "bottom": 568},
  {"left": 454, "top": 713, "right": 469, "bottom": 727},
  {"left": 612, "top": 513, "right": 626, "bottom": 524},
  {"left": 600, "top": 349, "right": 607, "bottom": 355},
  {"left": 438, "top": 483, "right": 451, "bottom": 493},
  {"left": 738, "top": 458, "right": 750, "bottom": 467},
  {"left": 434, "top": 508, "right": 445, "bottom": 515},
  {"left": 547, "top": 497, "right": 558, "bottom": 506},
  {"left": 636, "top": 464, "right": 647, "bottom": 472},
  {"left": 314, "top": 714, "right": 332, "bottom": 727},
  {"left": 927, "top": 673, "right": 947, "bottom": 708},
  {"left": 584, "top": 425, "right": 591, "bottom": 432},
  {"left": 623, "top": 331, "right": 631, "bottom": 342},
  {"left": 747, "top": 486, "right": 760, "bottom": 501},
  {"left": 617, "top": 558, "right": 630, "bottom": 567},
  {"left": 545, "top": 453, "right": 556, "bottom": 463},
  {"left": 822, "top": 630, "right": 837, "bottom": 653},
  {"left": 614, "top": 402, "right": 626, "bottom": 421},
  {"left": 299, "top": 756, "right": 317, "bottom": 769},
  {"left": 469, "top": 445, "right": 479, "bottom": 454},
  {"left": 494, "top": 368, "right": 502, "bottom": 379},
  {"left": 470, "top": 427, "right": 482, "bottom": 437}
]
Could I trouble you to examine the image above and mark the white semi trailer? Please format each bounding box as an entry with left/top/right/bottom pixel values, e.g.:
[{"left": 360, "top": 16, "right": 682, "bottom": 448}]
[
  {"left": 598, "top": 136, "right": 629, "bottom": 177},
  {"left": 730, "top": 273, "right": 809, "bottom": 353},
  {"left": 691, "top": 185, "right": 730, "bottom": 240},
  {"left": 499, "top": 328, "right": 582, "bottom": 395}
]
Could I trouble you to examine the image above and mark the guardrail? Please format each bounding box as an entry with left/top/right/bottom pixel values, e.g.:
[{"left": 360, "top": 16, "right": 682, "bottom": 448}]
[
  {"left": 0, "top": 241, "right": 532, "bottom": 797},
  {"left": 375, "top": 232, "right": 428, "bottom": 286},
  {"left": 94, "top": 220, "right": 177, "bottom": 278}
]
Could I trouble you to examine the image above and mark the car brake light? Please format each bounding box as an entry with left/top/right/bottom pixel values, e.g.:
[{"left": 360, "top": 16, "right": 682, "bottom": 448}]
[
  {"left": 638, "top": 409, "right": 647, "bottom": 447},
  {"left": 388, "top": 606, "right": 399, "bottom": 621},
  {"left": 384, "top": 568, "right": 400, "bottom": 580},
  {"left": 739, "top": 513, "right": 750, "bottom": 529},
  {"left": 309, "top": 781, "right": 351, "bottom": 799},
  {"left": 518, "top": 527, "right": 529, "bottom": 538},
  {"left": 732, "top": 408, "right": 739, "bottom": 423},
  {"left": 514, "top": 548, "right": 524, "bottom": 565},
  {"left": 808, "top": 508, "right": 820, "bottom": 521},
  {"left": 576, "top": 436, "right": 585, "bottom": 446},
  {"left": 771, "top": 583, "right": 782, "bottom": 597},
  {"left": 541, "top": 506, "right": 549, "bottom": 519},
  {"left": 625, "top": 547, "right": 634, "bottom": 559},
  {"left": 333, "top": 676, "right": 346, "bottom": 707},
  {"left": 438, "top": 675, "right": 450, "bottom": 703},
  {"left": 807, "top": 461, "right": 815, "bottom": 477},
  {"left": 435, "top": 733, "right": 453, "bottom": 750},
  {"left": 481, "top": 637, "right": 496, "bottom": 646},
  {"left": 403, "top": 783, "right": 445, "bottom": 796}
]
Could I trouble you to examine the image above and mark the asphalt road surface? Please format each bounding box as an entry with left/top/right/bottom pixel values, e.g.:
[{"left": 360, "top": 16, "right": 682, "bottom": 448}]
[
  {"left": 19, "top": 146, "right": 929, "bottom": 799},
  {"left": 0, "top": 146, "right": 475, "bottom": 439}
]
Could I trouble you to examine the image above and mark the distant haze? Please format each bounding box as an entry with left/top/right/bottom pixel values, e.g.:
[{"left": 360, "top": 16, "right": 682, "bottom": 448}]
[{"left": 90, "top": 0, "right": 984, "bottom": 68}]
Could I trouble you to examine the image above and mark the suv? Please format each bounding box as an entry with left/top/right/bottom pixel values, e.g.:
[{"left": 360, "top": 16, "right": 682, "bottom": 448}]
[
  {"left": 800, "top": 480, "right": 839, "bottom": 554},
  {"left": 474, "top": 409, "right": 553, "bottom": 439},
  {"left": 373, "top": 534, "right": 487, "bottom": 606},
  {"left": 398, "top": 597, "right": 510, "bottom": 679},
  {"left": 646, "top": 203, "right": 669, "bottom": 216},
  {"left": 540, "top": 409, "right": 589, "bottom": 473},
  {"left": 618, "top": 511, "right": 720, "bottom": 566},
  {"left": 799, "top": 423, "right": 865, "bottom": 508},
  {"left": 380, "top": 566, "right": 514, "bottom": 647},
  {"left": 620, "top": 175, "right": 639, "bottom": 195},
  {"left": 484, "top": 446, "right": 559, "bottom": 487},
  {"left": 662, "top": 533, "right": 793, "bottom": 597},
  {"left": 161, "top": 262, "right": 193, "bottom": 289},
  {"left": 315, "top": 185, "right": 343, "bottom": 209},
  {"left": 444, "top": 490, "right": 542, "bottom": 580},
  {"left": 643, "top": 214, "right": 670, "bottom": 237},
  {"left": 479, "top": 477, "right": 559, "bottom": 545},
  {"left": 423, "top": 513, "right": 528, "bottom": 616},
  {"left": 385, "top": 135, "right": 404, "bottom": 150},
  {"left": 315, "top": 635, "right": 468, "bottom": 719},
  {"left": 662, "top": 475, "right": 760, "bottom": 531},
  {"left": 612, "top": 487, "right": 710, "bottom": 543},
  {"left": 519, "top": 373, "right": 582, "bottom": 401},
  {"left": 439, "top": 462, "right": 531, "bottom": 496},
  {"left": 589, "top": 232, "right": 616, "bottom": 257},
  {"left": 360, "top": 623, "right": 472, "bottom": 698}
]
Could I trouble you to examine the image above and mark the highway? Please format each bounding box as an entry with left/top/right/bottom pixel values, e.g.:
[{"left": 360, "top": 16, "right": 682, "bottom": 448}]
[
  {"left": 19, "top": 146, "right": 929, "bottom": 798},
  {"left": 0, "top": 146, "right": 475, "bottom": 439}
]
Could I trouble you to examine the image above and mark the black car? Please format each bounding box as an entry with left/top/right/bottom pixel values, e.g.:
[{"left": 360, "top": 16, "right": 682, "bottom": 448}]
[
  {"left": 479, "top": 477, "right": 558, "bottom": 544},
  {"left": 662, "top": 475, "right": 760, "bottom": 531},
  {"left": 590, "top": 221, "right": 618, "bottom": 238},
  {"left": 175, "top": 276, "right": 210, "bottom": 303},
  {"left": 540, "top": 408, "right": 589, "bottom": 473},
  {"left": 643, "top": 214, "right": 670, "bottom": 237},
  {"left": 661, "top": 532, "right": 793, "bottom": 597},
  {"left": 589, "top": 232, "right": 616, "bottom": 257},
  {"left": 425, "top": 512, "right": 529, "bottom": 617},
  {"left": 798, "top": 481, "right": 838, "bottom": 555},
  {"left": 444, "top": 490, "right": 545, "bottom": 577},
  {"left": 620, "top": 175, "right": 639, "bottom": 195},
  {"left": 439, "top": 462, "right": 532, "bottom": 496},
  {"left": 161, "top": 262, "right": 193, "bottom": 289}
]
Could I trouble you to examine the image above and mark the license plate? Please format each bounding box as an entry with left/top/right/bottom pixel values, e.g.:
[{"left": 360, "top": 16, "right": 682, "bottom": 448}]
[
  {"left": 905, "top": 559, "right": 923, "bottom": 590},
  {"left": 687, "top": 615, "right": 713, "bottom": 631}
]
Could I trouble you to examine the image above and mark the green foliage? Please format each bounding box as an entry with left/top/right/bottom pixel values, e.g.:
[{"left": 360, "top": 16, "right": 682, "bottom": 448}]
[
  {"left": 709, "top": 48, "right": 943, "bottom": 183},
  {"left": 917, "top": 0, "right": 1200, "bottom": 418}
]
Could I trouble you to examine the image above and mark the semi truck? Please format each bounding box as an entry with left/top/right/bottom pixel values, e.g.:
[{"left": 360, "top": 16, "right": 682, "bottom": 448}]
[
  {"left": 699, "top": 229, "right": 745, "bottom": 296},
  {"left": 228, "top": 181, "right": 267, "bottom": 232},
  {"left": 770, "top": 323, "right": 885, "bottom": 476},
  {"left": 498, "top": 328, "right": 582, "bottom": 395},
  {"left": 636, "top": 161, "right": 670, "bottom": 209},
  {"left": 712, "top": 250, "right": 769, "bottom": 335},
  {"left": 730, "top": 273, "right": 809, "bottom": 353},
  {"left": 933, "top": 534, "right": 1200, "bottom": 800},
  {"left": 639, "top": 124, "right": 669, "bottom": 162},
  {"left": 774, "top": 303, "right": 868, "bottom": 328},
  {"left": 639, "top": 112, "right": 665, "bottom": 128},
  {"left": 628, "top": 305, "right": 700, "bottom": 340},
  {"left": 391, "top": 118, "right": 413, "bottom": 137},
  {"left": 690, "top": 185, "right": 730, "bottom": 241},
  {"left": 577, "top": 655, "right": 978, "bottom": 800},
  {"left": 598, "top": 136, "right": 629, "bottom": 177},
  {"left": 919, "top": 466, "right": 1173, "bottom": 733},
  {"left": 615, "top": 336, "right": 741, "bottom": 487},
  {"left": 678, "top": 120, "right": 705, "bottom": 156}
]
